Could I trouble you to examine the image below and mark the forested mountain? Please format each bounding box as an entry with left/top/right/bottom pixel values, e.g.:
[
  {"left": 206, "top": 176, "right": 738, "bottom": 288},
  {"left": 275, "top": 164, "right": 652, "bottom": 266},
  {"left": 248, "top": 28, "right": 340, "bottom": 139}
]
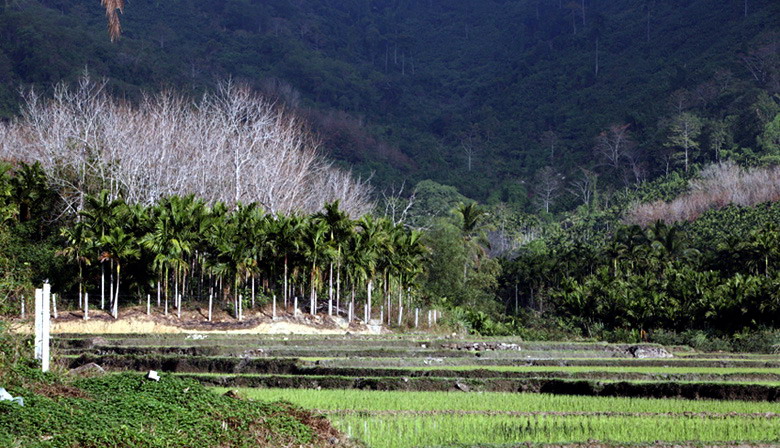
[{"left": 1, "top": 0, "right": 778, "bottom": 206}]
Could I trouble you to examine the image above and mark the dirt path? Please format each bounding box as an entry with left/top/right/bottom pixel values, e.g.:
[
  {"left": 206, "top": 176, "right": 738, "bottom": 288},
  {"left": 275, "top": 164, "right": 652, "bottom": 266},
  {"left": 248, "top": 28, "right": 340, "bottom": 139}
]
[{"left": 11, "top": 306, "right": 385, "bottom": 335}]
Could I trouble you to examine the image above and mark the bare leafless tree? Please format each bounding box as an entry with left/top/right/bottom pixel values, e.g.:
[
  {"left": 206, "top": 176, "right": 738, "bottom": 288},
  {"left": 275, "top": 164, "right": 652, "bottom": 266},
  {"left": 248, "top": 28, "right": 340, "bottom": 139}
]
[
  {"left": 381, "top": 182, "right": 417, "bottom": 227},
  {"left": 0, "top": 76, "right": 373, "bottom": 217},
  {"left": 593, "top": 124, "right": 637, "bottom": 179},
  {"left": 568, "top": 168, "right": 597, "bottom": 206},
  {"left": 533, "top": 166, "right": 563, "bottom": 213}
]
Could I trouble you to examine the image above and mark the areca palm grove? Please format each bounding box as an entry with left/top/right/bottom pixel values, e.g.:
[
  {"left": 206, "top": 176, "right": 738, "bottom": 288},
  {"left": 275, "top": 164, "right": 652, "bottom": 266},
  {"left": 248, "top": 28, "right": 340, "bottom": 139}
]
[{"left": 55, "top": 192, "right": 426, "bottom": 323}]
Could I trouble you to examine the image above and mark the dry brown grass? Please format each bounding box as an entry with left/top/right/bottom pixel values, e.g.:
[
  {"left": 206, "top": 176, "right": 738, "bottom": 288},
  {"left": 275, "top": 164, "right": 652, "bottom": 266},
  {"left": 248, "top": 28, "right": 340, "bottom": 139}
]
[
  {"left": 627, "top": 162, "right": 780, "bottom": 226},
  {"left": 101, "top": 0, "right": 124, "bottom": 42}
]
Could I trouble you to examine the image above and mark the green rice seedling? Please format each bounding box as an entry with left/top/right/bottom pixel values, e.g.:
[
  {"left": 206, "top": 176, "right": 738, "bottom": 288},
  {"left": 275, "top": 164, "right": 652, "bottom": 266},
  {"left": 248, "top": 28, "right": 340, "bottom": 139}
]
[
  {"left": 219, "top": 388, "right": 780, "bottom": 414},
  {"left": 332, "top": 414, "right": 779, "bottom": 448}
]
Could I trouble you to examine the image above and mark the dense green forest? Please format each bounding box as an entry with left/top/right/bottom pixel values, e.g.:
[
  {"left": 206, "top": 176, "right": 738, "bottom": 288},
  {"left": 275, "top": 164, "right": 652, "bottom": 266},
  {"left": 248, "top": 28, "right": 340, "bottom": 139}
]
[
  {"left": 1, "top": 0, "right": 779, "bottom": 202},
  {"left": 2, "top": 0, "right": 780, "bottom": 349}
]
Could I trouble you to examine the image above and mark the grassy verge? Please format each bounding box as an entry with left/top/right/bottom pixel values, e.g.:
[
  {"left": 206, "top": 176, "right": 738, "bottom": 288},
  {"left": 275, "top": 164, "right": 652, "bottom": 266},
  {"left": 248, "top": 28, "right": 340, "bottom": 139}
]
[{"left": 0, "top": 323, "right": 354, "bottom": 448}]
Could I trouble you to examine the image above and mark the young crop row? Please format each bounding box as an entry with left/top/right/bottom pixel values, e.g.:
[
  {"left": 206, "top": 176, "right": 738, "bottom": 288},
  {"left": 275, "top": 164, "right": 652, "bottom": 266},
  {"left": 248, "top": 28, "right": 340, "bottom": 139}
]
[
  {"left": 222, "top": 388, "right": 780, "bottom": 414},
  {"left": 391, "top": 365, "right": 780, "bottom": 375},
  {"left": 332, "top": 414, "right": 780, "bottom": 448}
]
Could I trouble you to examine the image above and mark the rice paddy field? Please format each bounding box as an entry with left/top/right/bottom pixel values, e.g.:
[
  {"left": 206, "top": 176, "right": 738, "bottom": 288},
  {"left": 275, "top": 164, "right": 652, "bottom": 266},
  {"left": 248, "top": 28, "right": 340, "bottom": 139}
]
[{"left": 55, "top": 333, "right": 780, "bottom": 447}]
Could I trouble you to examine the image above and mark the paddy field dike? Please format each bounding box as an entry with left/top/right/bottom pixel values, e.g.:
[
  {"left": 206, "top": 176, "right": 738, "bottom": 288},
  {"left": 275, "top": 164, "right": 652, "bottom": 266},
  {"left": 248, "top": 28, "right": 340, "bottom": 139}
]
[{"left": 58, "top": 333, "right": 780, "bottom": 448}]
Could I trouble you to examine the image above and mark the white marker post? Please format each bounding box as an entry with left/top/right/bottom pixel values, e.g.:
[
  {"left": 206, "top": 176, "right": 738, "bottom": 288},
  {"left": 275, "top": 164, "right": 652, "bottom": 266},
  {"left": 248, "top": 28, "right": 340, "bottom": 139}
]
[
  {"left": 34, "top": 289, "right": 42, "bottom": 361},
  {"left": 34, "top": 284, "right": 51, "bottom": 372},
  {"left": 42, "top": 284, "right": 50, "bottom": 372},
  {"left": 52, "top": 293, "right": 58, "bottom": 319}
]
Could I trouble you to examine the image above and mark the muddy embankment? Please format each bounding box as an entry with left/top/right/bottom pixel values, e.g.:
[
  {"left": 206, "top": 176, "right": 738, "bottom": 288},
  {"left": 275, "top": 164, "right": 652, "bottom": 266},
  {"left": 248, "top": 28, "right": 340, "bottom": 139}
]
[
  {"left": 61, "top": 354, "right": 780, "bottom": 381},
  {"left": 188, "top": 374, "right": 780, "bottom": 401},
  {"left": 62, "top": 354, "right": 780, "bottom": 401}
]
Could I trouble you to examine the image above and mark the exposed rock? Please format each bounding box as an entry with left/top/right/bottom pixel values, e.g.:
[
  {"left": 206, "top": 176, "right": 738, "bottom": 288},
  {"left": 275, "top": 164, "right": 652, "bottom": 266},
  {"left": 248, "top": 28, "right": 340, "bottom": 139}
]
[
  {"left": 68, "top": 363, "right": 106, "bottom": 377},
  {"left": 223, "top": 390, "right": 241, "bottom": 399},
  {"left": 455, "top": 381, "right": 471, "bottom": 392},
  {"left": 441, "top": 342, "right": 521, "bottom": 351},
  {"left": 627, "top": 345, "right": 673, "bottom": 359},
  {"left": 81, "top": 337, "right": 109, "bottom": 349}
]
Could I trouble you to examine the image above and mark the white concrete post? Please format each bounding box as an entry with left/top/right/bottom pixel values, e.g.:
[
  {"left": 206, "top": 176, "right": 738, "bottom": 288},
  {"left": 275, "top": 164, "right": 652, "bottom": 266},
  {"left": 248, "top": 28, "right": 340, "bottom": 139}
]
[
  {"left": 52, "top": 293, "right": 58, "bottom": 319},
  {"left": 415, "top": 308, "right": 419, "bottom": 328},
  {"left": 272, "top": 294, "right": 277, "bottom": 320},
  {"left": 84, "top": 292, "right": 89, "bottom": 320},
  {"left": 147, "top": 294, "right": 151, "bottom": 315},
  {"left": 34, "top": 289, "right": 42, "bottom": 361},
  {"left": 20, "top": 295, "right": 25, "bottom": 319},
  {"left": 42, "top": 283, "right": 50, "bottom": 372},
  {"left": 35, "top": 284, "right": 51, "bottom": 372},
  {"left": 208, "top": 292, "right": 213, "bottom": 322}
]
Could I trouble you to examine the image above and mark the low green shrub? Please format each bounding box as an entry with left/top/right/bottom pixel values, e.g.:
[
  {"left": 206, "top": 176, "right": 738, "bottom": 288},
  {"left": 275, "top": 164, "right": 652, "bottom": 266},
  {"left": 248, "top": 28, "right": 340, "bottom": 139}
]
[
  {"left": 650, "top": 329, "right": 780, "bottom": 353},
  {"left": 0, "top": 323, "right": 343, "bottom": 448}
]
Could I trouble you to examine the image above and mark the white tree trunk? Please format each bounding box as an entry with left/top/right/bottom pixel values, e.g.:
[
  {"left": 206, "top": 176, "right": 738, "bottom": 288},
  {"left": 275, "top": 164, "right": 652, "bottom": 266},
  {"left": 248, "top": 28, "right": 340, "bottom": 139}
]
[
  {"left": 208, "top": 290, "right": 213, "bottom": 322},
  {"left": 397, "top": 287, "right": 403, "bottom": 326},
  {"left": 366, "top": 279, "right": 373, "bottom": 322},
  {"left": 109, "top": 260, "right": 114, "bottom": 313},
  {"left": 101, "top": 263, "right": 105, "bottom": 310},
  {"left": 336, "top": 263, "right": 341, "bottom": 316},
  {"left": 328, "top": 263, "right": 333, "bottom": 316},
  {"left": 113, "top": 265, "right": 120, "bottom": 319}
]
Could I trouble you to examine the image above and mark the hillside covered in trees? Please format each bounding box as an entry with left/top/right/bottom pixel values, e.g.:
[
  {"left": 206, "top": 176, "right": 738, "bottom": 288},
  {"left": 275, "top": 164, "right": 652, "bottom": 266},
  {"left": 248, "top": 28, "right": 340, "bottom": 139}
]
[
  {"left": 1, "top": 0, "right": 780, "bottom": 348},
  {"left": 1, "top": 0, "right": 779, "bottom": 204}
]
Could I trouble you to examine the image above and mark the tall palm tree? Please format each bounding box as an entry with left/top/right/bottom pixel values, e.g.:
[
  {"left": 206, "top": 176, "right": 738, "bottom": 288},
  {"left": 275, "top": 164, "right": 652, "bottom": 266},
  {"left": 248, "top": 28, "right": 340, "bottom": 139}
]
[
  {"left": 58, "top": 222, "right": 93, "bottom": 319},
  {"left": 317, "top": 201, "right": 353, "bottom": 316},
  {"left": 392, "top": 226, "right": 426, "bottom": 325},
  {"left": 355, "top": 215, "right": 388, "bottom": 322},
  {"left": 301, "top": 217, "right": 333, "bottom": 316},
  {"left": 81, "top": 190, "right": 127, "bottom": 310},
  {"left": 101, "top": 226, "right": 141, "bottom": 319},
  {"left": 455, "top": 202, "right": 488, "bottom": 280},
  {"left": 274, "top": 214, "right": 305, "bottom": 313}
]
